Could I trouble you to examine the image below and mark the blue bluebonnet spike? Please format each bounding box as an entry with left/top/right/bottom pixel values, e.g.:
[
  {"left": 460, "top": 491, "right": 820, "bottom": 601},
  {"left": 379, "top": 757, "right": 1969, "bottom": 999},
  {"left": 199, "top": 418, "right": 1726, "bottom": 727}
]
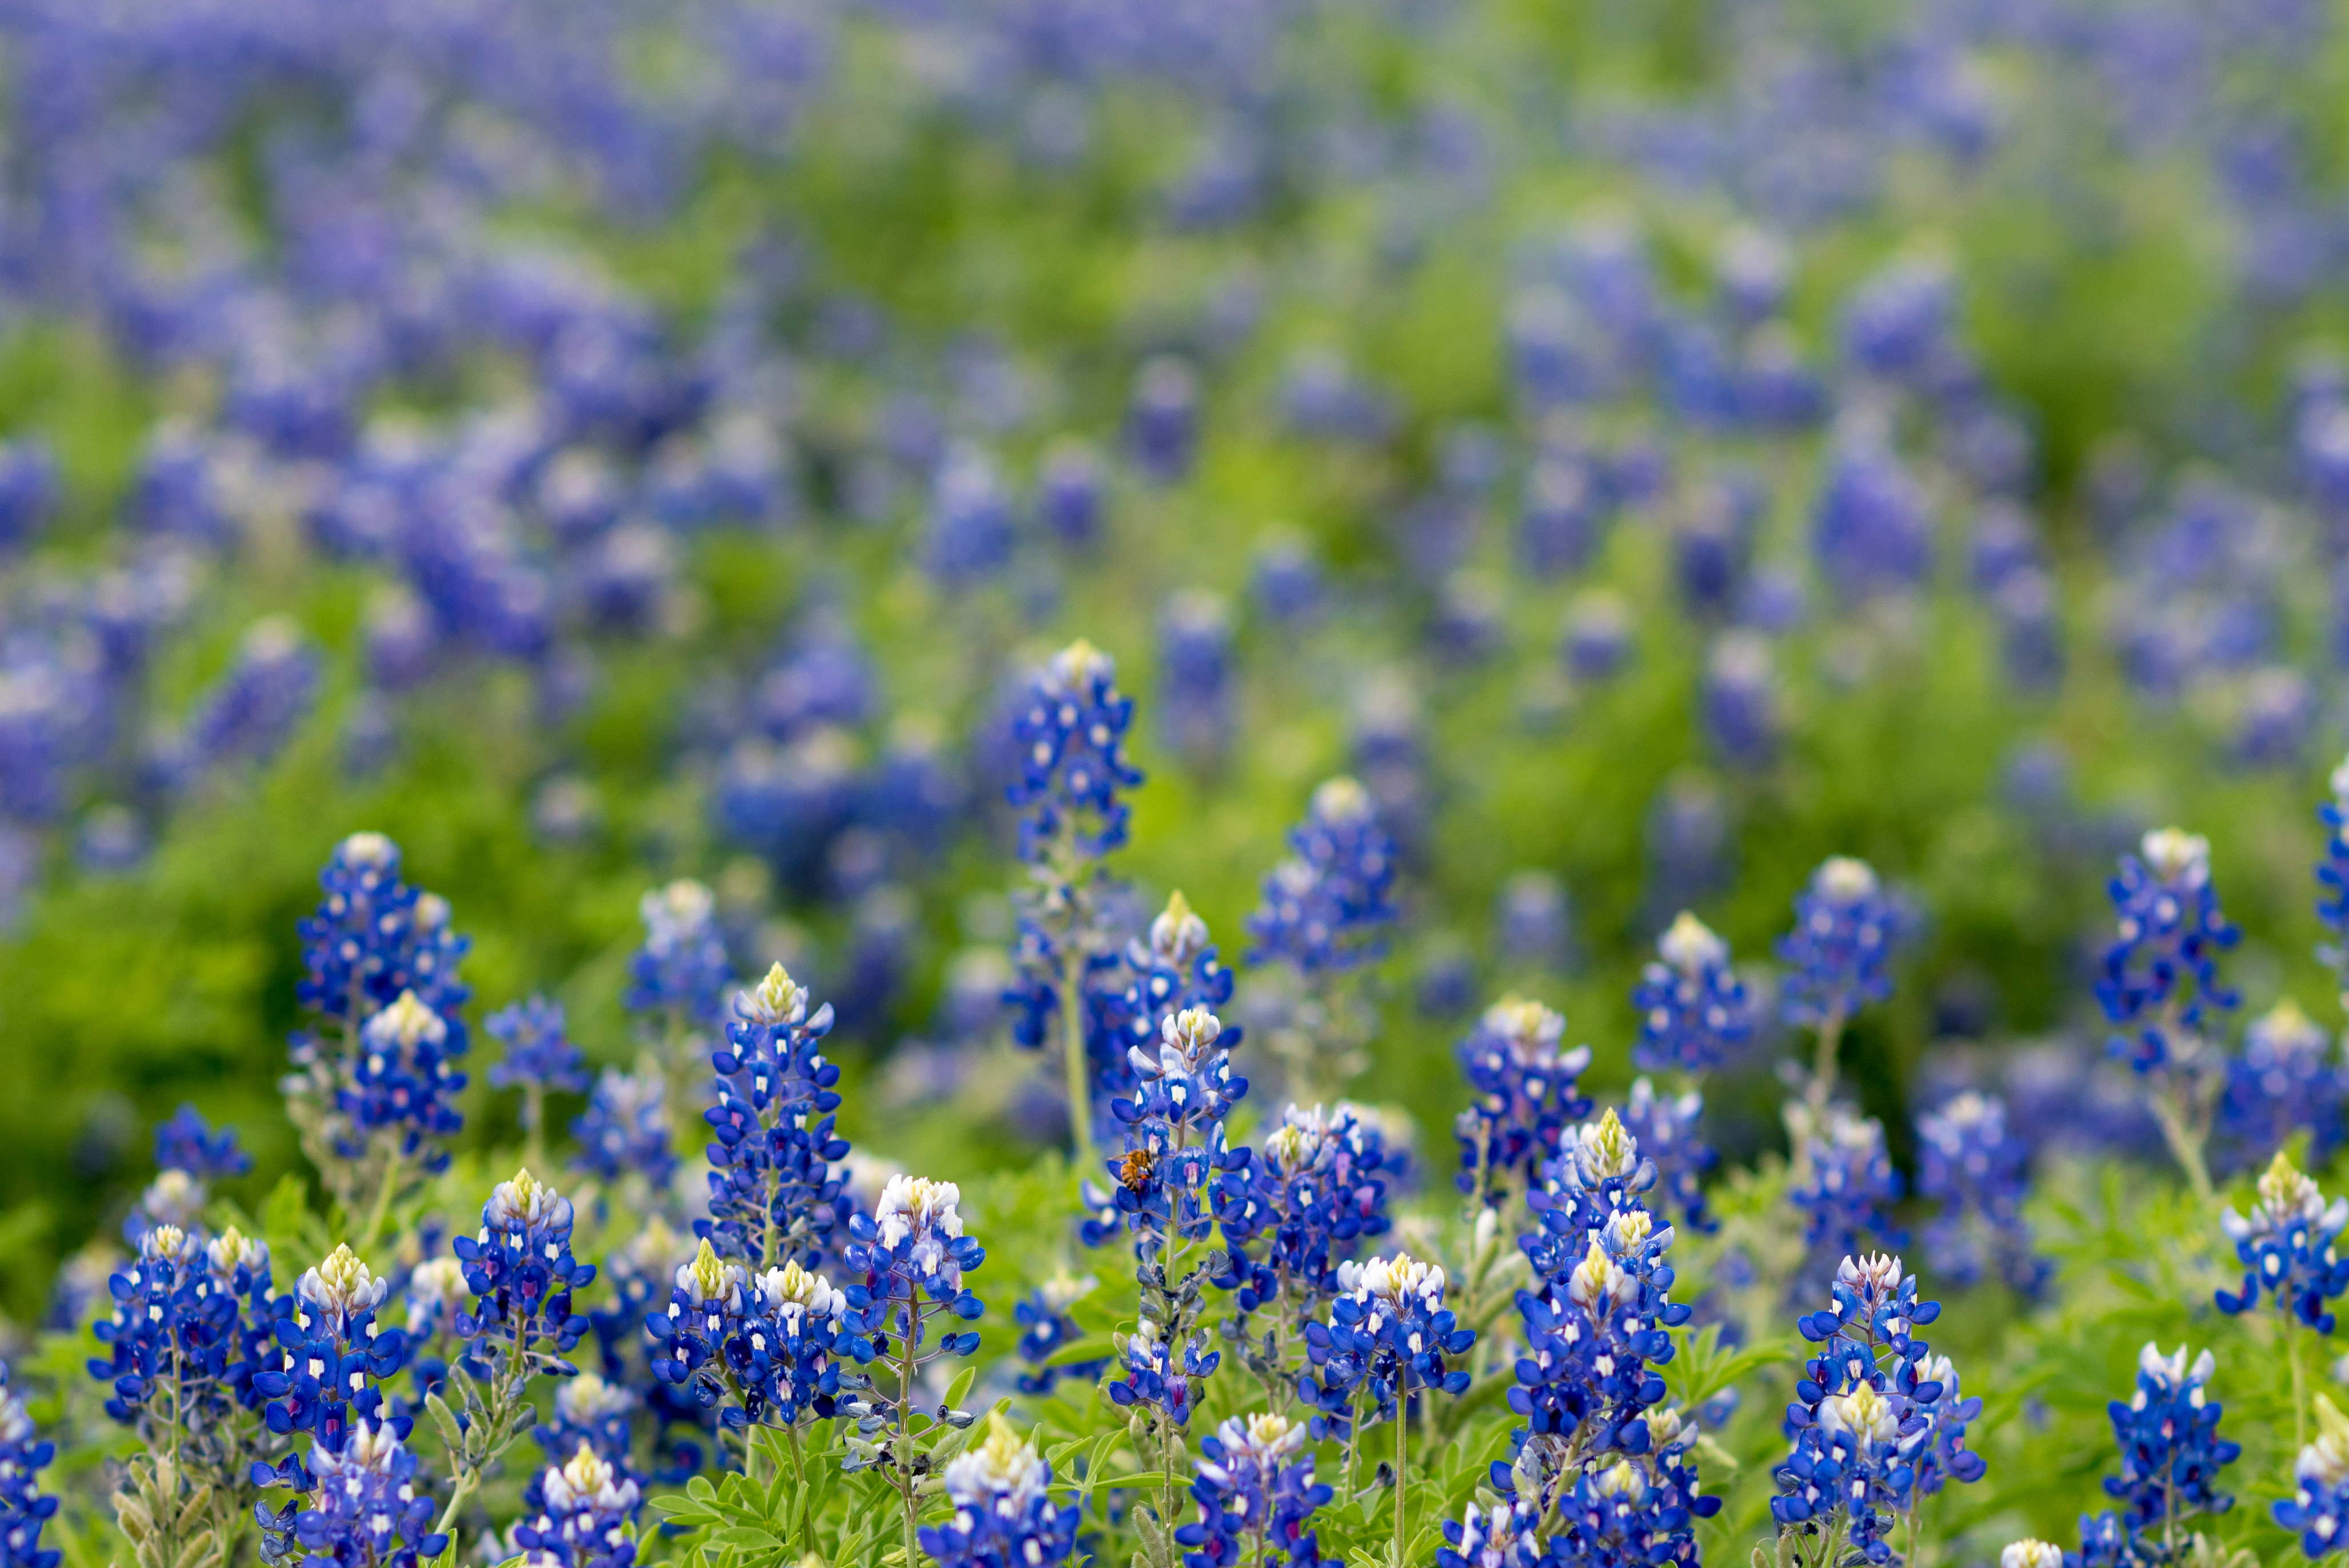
[
  {"left": 916, "top": 1414, "right": 1078, "bottom": 1568},
  {"left": 153, "top": 1103, "right": 252, "bottom": 1181},
  {"left": 1917, "top": 1091, "right": 2046, "bottom": 1294},
  {"left": 571, "top": 1069, "right": 676, "bottom": 1190},
  {"left": 625, "top": 880, "right": 733, "bottom": 1026},
  {"left": 1632, "top": 911, "right": 1754, "bottom": 1075},
  {"left": 2277, "top": 1394, "right": 2349, "bottom": 1558},
  {"left": 513, "top": 1443, "right": 642, "bottom": 1568},
  {"left": 488, "top": 996, "right": 589, "bottom": 1097},
  {"left": 2216, "top": 999, "right": 2346, "bottom": 1172},
  {"left": 1779, "top": 857, "right": 1904, "bottom": 1029},
  {"left": 2097, "top": 827, "right": 2238, "bottom": 1076},
  {"left": 0, "top": 1362, "right": 59, "bottom": 1568},
  {"left": 2216, "top": 1151, "right": 2349, "bottom": 1330},
  {"left": 1454, "top": 997, "right": 1593, "bottom": 1206},
  {"left": 273, "top": 1421, "right": 449, "bottom": 1568},
  {"left": 2076, "top": 1342, "right": 2240, "bottom": 1563},
  {"left": 1175, "top": 1411, "right": 1331, "bottom": 1567},
  {"left": 1007, "top": 639, "right": 1141, "bottom": 862},
  {"left": 1247, "top": 776, "right": 1399, "bottom": 977}
]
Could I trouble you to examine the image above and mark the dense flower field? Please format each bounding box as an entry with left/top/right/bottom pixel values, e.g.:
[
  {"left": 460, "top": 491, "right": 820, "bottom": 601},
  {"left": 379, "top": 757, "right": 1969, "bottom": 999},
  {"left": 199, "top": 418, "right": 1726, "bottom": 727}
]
[{"left": 6, "top": 0, "right": 2349, "bottom": 1565}]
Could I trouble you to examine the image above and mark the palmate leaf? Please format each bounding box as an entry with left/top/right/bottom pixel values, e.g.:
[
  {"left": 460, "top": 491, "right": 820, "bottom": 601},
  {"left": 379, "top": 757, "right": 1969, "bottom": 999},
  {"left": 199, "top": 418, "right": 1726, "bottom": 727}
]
[{"left": 1667, "top": 1322, "right": 1788, "bottom": 1410}]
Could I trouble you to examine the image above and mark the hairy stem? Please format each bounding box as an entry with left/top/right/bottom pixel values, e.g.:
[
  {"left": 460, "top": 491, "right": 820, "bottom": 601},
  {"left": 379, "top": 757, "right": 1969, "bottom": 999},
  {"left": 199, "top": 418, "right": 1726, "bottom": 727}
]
[
  {"left": 361, "top": 1144, "right": 404, "bottom": 1254},
  {"left": 1391, "top": 1389, "right": 1409, "bottom": 1567},
  {"left": 2290, "top": 1314, "right": 2309, "bottom": 1453},
  {"left": 1805, "top": 1005, "right": 1847, "bottom": 1121},
  {"left": 1058, "top": 937, "right": 1092, "bottom": 1162}
]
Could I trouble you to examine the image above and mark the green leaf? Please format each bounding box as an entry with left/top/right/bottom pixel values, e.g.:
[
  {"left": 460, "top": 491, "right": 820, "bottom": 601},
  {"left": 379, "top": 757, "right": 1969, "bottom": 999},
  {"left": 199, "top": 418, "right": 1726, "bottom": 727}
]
[
  {"left": 710, "top": 1527, "right": 781, "bottom": 1551},
  {"left": 944, "top": 1365, "right": 979, "bottom": 1412}
]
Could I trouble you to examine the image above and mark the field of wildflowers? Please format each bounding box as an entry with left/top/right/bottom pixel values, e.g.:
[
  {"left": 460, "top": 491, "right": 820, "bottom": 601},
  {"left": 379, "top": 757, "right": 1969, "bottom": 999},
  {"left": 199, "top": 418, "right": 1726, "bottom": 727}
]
[{"left": 7, "top": 0, "right": 2349, "bottom": 1565}]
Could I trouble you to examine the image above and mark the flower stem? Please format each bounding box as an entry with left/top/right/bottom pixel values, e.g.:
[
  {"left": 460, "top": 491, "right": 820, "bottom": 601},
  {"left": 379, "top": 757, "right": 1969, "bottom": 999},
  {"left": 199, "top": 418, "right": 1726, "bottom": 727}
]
[
  {"left": 1391, "top": 1391, "right": 1409, "bottom": 1568},
  {"left": 362, "top": 1143, "right": 404, "bottom": 1253},
  {"left": 2289, "top": 1314, "right": 2309, "bottom": 1453},
  {"left": 2149, "top": 1085, "right": 2214, "bottom": 1204},
  {"left": 1806, "top": 1006, "right": 1847, "bottom": 1120},
  {"left": 1059, "top": 938, "right": 1092, "bottom": 1162}
]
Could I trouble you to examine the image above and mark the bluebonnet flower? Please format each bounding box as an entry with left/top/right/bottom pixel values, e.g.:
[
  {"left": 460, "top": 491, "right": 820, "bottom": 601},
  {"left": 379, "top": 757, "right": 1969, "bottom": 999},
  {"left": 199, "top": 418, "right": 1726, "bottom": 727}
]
[
  {"left": 514, "top": 1443, "right": 641, "bottom": 1568},
  {"left": 924, "top": 443, "right": 1014, "bottom": 586},
  {"left": 1301, "top": 1252, "right": 1473, "bottom": 1433},
  {"left": 170, "top": 618, "right": 319, "bottom": 782},
  {"left": 572, "top": 1070, "right": 676, "bottom": 1191},
  {"left": 1158, "top": 591, "right": 1235, "bottom": 765},
  {"left": 1772, "top": 1254, "right": 1983, "bottom": 1565},
  {"left": 2098, "top": 827, "right": 2238, "bottom": 1078},
  {"left": 2215, "top": 1151, "right": 2349, "bottom": 1330},
  {"left": 1109, "top": 1316, "right": 1220, "bottom": 1431},
  {"left": 1780, "top": 857, "right": 1903, "bottom": 1031},
  {"left": 2076, "top": 1343, "right": 2240, "bottom": 1562},
  {"left": 253, "top": 1245, "right": 406, "bottom": 1454},
  {"left": 2318, "top": 754, "right": 2349, "bottom": 987},
  {"left": 339, "top": 990, "right": 469, "bottom": 1175},
  {"left": 1632, "top": 912, "right": 1755, "bottom": 1075},
  {"left": 2098, "top": 827, "right": 2240, "bottom": 1193},
  {"left": 702, "top": 965, "right": 852, "bottom": 1270},
  {"left": 1623, "top": 1078, "right": 1714, "bottom": 1234},
  {"left": 1812, "top": 440, "right": 1932, "bottom": 602},
  {"left": 1453, "top": 998, "right": 1593, "bottom": 1206},
  {"left": 2275, "top": 1394, "right": 2349, "bottom": 1559},
  {"left": 917, "top": 1416, "right": 1078, "bottom": 1568},
  {"left": 1129, "top": 357, "right": 1201, "bottom": 485},
  {"left": 1219, "top": 1102, "right": 1400, "bottom": 1321},
  {"left": 261, "top": 1421, "right": 448, "bottom": 1568},
  {"left": 1013, "top": 1274, "right": 1104, "bottom": 1397},
  {"left": 0, "top": 1363, "right": 60, "bottom": 1568},
  {"left": 1791, "top": 1110, "right": 1905, "bottom": 1275},
  {"left": 1093, "top": 1006, "right": 1250, "bottom": 1259},
  {"left": 1999, "top": 1542, "right": 2070, "bottom": 1568},
  {"left": 295, "top": 832, "right": 470, "bottom": 1024},
  {"left": 842, "top": 1174, "right": 985, "bottom": 1410},
  {"left": 626, "top": 881, "right": 734, "bottom": 1028},
  {"left": 1037, "top": 439, "right": 1106, "bottom": 547},
  {"left": 1916, "top": 1091, "right": 2047, "bottom": 1295},
  {"left": 88, "top": 1224, "right": 239, "bottom": 1431},
  {"left": 1511, "top": 1110, "right": 1691, "bottom": 1463},
  {"left": 2216, "top": 999, "right": 2344, "bottom": 1172},
  {"left": 1435, "top": 1496, "right": 1544, "bottom": 1568},
  {"left": 720, "top": 1259, "right": 849, "bottom": 1430},
  {"left": 1247, "top": 777, "right": 1399, "bottom": 977},
  {"left": 646, "top": 1240, "right": 751, "bottom": 1413},
  {"left": 1547, "top": 1438, "right": 1720, "bottom": 1568},
  {"left": 453, "top": 1168, "right": 596, "bottom": 1367},
  {"left": 1701, "top": 633, "right": 1779, "bottom": 764},
  {"left": 534, "top": 1372, "right": 641, "bottom": 1474},
  {"left": 489, "top": 997, "right": 590, "bottom": 1098},
  {"left": 125, "top": 1168, "right": 209, "bottom": 1242},
  {"left": 153, "top": 1104, "right": 251, "bottom": 1181},
  {"left": 1176, "top": 1411, "right": 1331, "bottom": 1567},
  {"left": 1008, "top": 639, "right": 1142, "bottom": 862}
]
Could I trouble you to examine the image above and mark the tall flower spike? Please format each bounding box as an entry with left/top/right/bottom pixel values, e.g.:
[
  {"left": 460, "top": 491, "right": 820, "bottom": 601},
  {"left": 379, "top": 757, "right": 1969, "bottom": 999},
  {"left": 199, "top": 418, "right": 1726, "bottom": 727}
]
[
  {"left": 1008, "top": 639, "right": 1142, "bottom": 862},
  {"left": 453, "top": 1167, "right": 596, "bottom": 1365},
  {"left": 2216, "top": 1150, "right": 2349, "bottom": 1330},
  {"left": 2096, "top": 827, "right": 2241, "bottom": 1195},
  {"left": 1622, "top": 1077, "right": 1715, "bottom": 1234},
  {"left": 1772, "top": 1254, "right": 1983, "bottom": 1564},
  {"left": 514, "top": 1442, "right": 643, "bottom": 1568},
  {"left": 2075, "top": 1343, "right": 2240, "bottom": 1564},
  {"left": 1632, "top": 911, "right": 1755, "bottom": 1075},
  {"left": 1789, "top": 1109, "right": 1904, "bottom": 1291},
  {"left": 1094, "top": 1004, "right": 1250, "bottom": 1260},
  {"left": 488, "top": 996, "right": 590, "bottom": 1097},
  {"left": 1247, "top": 777, "right": 1399, "bottom": 977},
  {"left": 2318, "top": 753, "right": 2349, "bottom": 990},
  {"left": 1916, "top": 1092, "right": 2047, "bottom": 1295},
  {"left": 1778, "top": 857, "right": 1903, "bottom": 1031},
  {"left": 272, "top": 1421, "right": 449, "bottom": 1568},
  {"left": 2276, "top": 1393, "right": 2349, "bottom": 1558},
  {"left": 701, "top": 964, "right": 852, "bottom": 1270},
  {"left": 153, "top": 1103, "right": 252, "bottom": 1181},
  {"left": 571, "top": 1069, "right": 676, "bottom": 1191},
  {"left": 1454, "top": 998, "right": 1593, "bottom": 1206},
  {"left": 2216, "top": 999, "right": 2345, "bottom": 1174},
  {"left": 625, "top": 880, "right": 733, "bottom": 1027},
  {"left": 1176, "top": 1411, "right": 1332, "bottom": 1568},
  {"left": 0, "top": 1363, "right": 60, "bottom": 1568},
  {"left": 2098, "top": 827, "right": 2239, "bottom": 1075},
  {"left": 917, "top": 1414, "right": 1078, "bottom": 1568},
  {"left": 1217, "top": 1101, "right": 1402, "bottom": 1322}
]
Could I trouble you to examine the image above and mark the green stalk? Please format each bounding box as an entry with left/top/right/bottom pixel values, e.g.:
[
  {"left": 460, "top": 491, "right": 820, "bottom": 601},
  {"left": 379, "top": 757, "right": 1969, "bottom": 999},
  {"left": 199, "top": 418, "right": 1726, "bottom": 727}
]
[
  {"left": 1805, "top": 1005, "right": 1848, "bottom": 1121},
  {"left": 1390, "top": 1389, "right": 1409, "bottom": 1567},
  {"left": 361, "top": 1144, "right": 404, "bottom": 1253},
  {"left": 1059, "top": 936, "right": 1093, "bottom": 1163},
  {"left": 2289, "top": 1314, "right": 2309, "bottom": 1453}
]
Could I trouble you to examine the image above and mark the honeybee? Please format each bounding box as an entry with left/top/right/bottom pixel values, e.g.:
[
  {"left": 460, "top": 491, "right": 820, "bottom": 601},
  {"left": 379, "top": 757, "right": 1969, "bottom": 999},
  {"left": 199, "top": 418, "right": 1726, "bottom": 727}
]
[{"left": 1118, "top": 1147, "right": 1156, "bottom": 1193}]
